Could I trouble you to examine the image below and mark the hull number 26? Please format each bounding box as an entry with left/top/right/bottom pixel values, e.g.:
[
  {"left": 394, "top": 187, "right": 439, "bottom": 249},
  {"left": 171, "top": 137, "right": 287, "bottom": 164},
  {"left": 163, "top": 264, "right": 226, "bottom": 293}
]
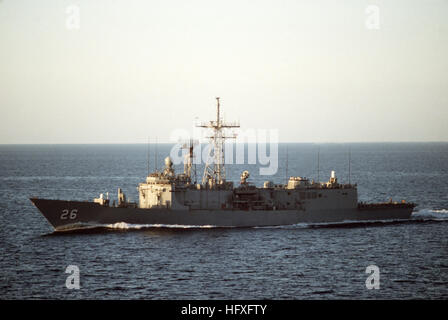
[{"left": 61, "top": 209, "right": 78, "bottom": 220}]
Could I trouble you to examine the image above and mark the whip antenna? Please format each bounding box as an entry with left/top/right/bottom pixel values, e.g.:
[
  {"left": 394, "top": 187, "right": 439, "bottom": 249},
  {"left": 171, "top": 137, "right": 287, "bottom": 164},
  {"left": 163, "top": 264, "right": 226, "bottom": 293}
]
[
  {"left": 286, "top": 145, "right": 289, "bottom": 183},
  {"left": 317, "top": 146, "right": 320, "bottom": 182}
]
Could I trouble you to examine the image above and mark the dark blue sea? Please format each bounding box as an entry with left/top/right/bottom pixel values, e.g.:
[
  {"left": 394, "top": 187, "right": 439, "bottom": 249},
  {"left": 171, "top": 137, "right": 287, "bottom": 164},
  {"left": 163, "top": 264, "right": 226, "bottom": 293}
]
[{"left": 0, "top": 143, "right": 447, "bottom": 299}]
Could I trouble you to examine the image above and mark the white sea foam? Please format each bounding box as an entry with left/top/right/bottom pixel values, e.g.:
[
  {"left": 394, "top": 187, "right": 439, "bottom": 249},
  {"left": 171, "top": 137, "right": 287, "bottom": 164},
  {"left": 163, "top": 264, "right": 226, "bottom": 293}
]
[
  {"left": 411, "top": 208, "right": 448, "bottom": 220},
  {"left": 105, "top": 222, "right": 218, "bottom": 230},
  {"left": 54, "top": 222, "right": 218, "bottom": 232},
  {"left": 254, "top": 223, "right": 310, "bottom": 229}
]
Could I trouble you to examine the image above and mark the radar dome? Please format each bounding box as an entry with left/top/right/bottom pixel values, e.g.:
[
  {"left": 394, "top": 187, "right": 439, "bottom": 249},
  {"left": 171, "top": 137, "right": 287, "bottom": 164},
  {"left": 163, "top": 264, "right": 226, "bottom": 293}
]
[{"left": 165, "top": 156, "right": 173, "bottom": 167}]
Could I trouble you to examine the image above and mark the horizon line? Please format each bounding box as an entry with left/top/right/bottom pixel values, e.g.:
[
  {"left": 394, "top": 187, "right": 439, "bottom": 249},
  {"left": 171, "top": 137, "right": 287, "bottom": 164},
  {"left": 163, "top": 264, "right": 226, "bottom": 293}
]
[{"left": 1, "top": 141, "right": 447, "bottom": 145}]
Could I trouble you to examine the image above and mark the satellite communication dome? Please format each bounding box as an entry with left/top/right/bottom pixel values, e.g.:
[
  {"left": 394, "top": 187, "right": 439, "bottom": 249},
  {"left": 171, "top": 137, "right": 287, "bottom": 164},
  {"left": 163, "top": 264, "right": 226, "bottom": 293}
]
[{"left": 165, "top": 156, "right": 173, "bottom": 167}]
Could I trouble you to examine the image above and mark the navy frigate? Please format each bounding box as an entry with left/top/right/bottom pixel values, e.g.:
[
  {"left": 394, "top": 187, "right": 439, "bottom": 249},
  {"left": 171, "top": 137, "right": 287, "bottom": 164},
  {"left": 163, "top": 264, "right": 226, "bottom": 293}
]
[{"left": 30, "top": 98, "right": 416, "bottom": 231}]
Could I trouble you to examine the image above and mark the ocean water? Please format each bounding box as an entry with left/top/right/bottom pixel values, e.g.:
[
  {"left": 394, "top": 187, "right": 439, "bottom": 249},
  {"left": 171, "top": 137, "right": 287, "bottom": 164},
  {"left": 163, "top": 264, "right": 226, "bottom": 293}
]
[{"left": 0, "top": 143, "right": 447, "bottom": 299}]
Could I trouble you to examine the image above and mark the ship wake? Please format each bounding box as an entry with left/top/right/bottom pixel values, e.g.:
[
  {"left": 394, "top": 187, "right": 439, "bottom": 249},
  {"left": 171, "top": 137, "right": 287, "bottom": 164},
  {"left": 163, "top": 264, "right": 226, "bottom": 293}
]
[
  {"left": 410, "top": 208, "right": 448, "bottom": 221},
  {"left": 51, "top": 222, "right": 220, "bottom": 233},
  {"left": 255, "top": 208, "right": 448, "bottom": 230},
  {"left": 105, "top": 222, "right": 219, "bottom": 230}
]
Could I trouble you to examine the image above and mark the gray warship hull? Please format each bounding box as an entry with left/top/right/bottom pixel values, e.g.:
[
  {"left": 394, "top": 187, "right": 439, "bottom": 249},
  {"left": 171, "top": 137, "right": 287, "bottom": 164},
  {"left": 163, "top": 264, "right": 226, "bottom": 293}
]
[
  {"left": 29, "top": 99, "right": 416, "bottom": 232},
  {"left": 30, "top": 198, "right": 414, "bottom": 231}
]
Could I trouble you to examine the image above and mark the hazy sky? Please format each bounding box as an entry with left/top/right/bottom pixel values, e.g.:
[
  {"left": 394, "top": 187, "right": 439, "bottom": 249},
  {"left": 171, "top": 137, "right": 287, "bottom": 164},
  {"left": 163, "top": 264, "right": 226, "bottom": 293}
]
[{"left": 1, "top": 0, "right": 447, "bottom": 143}]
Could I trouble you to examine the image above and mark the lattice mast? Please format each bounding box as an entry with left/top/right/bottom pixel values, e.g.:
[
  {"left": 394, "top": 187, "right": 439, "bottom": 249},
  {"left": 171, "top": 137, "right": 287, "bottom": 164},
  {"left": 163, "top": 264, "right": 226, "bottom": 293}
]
[{"left": 196, "top": 97, "right": 239, "bottom": 186}]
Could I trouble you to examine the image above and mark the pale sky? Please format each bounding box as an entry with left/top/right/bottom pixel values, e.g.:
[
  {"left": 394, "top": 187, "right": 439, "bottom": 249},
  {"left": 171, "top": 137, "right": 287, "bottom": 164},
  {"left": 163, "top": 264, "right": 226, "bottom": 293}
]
[{"left": 0, "top": 0, "right": 447, "bottom": 143}]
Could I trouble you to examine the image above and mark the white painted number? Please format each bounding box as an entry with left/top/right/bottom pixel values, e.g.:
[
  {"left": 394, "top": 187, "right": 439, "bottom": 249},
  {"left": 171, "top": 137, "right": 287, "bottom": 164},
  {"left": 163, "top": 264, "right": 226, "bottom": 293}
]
[
  {"left": 70, "top": 209, "right": 78, "bottom": 219},
  {"left": 61, "top": 209, "right": 78, "bottom": 220}
]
